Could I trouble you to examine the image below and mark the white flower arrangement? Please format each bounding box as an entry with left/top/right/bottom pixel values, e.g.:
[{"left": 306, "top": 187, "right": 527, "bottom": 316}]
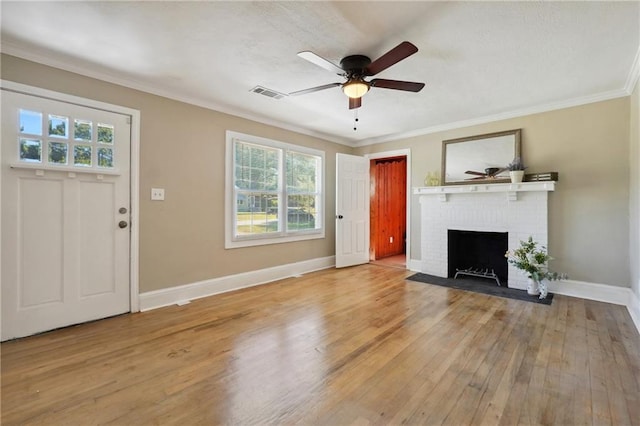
[{"left": 505, "top": 236, "right": 567, "bottom": 299}]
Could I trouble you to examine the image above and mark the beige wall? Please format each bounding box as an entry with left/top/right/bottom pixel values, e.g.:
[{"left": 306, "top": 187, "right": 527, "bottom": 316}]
[
  {"left": 356, "top": 99, "right": 632, "bottom": 287},
  {"left": 2, "top": 53, "right": 634, "bottom": 291},
  {"left": 630, "top": 80, "right": 640, "bottom": 297},
  {"left": 1, "top": 54, "right": 352, "bottom": 292}
]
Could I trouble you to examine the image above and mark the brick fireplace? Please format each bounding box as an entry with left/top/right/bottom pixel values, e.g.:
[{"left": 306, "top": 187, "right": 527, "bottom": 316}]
[{"left": 415, "top": 182, "right": 555, "bottom": 290}]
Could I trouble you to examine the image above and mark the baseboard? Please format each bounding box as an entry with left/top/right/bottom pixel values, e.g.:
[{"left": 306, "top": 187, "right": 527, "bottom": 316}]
[
  {"left": 139, "top": 256, "right": 335, "bottom": 311},
  {"left": 408, "top": 258, "right": 422, "bottom": 272},
  {"left": 548, "top": 279, "right": 631, "bottom": 305},
  {"left": 628, "top": 289, "right": 640, "bottom": 334},
  {"left": 139, "top": 258, "right": 640, "bottom": 335}
]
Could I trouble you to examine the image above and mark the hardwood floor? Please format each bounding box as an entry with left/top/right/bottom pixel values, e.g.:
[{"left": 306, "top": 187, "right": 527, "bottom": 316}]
[
  {"left": 370, "top": 254, "right": 406, "bottom": 269},
  {"left": 2, "top": 264, "right": 639, "bottom": 425}
]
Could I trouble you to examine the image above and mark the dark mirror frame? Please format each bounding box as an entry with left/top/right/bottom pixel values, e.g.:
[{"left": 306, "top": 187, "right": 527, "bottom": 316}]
[{"left": 441, "top": 129, "right": 522, "bottom": 185}]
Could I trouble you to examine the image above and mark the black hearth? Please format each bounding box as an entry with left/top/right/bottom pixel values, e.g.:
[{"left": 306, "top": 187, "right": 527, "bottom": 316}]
[{"left": 448, "top": 230, "right": 508, "bottom": 286}]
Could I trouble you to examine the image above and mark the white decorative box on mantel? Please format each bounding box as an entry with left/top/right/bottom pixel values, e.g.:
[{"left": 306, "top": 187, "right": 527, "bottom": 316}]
[{"left": 414, "top": 181, "right": 555, "bottom": 290}]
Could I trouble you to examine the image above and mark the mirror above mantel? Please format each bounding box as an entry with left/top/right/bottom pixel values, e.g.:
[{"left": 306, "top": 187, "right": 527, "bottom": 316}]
[{"left": 441, "top": 129, "right": 521, "bottom": 185}]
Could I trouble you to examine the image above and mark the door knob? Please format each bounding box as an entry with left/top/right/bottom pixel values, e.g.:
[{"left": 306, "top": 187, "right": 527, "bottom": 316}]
[{"left": 118, "top": 221, "right": 128, "bottom": 229}]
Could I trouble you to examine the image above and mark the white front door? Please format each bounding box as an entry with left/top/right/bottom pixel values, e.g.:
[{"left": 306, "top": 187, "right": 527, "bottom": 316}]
[
  {"left": 1, "top": 89, "right": 131, "bottom": 340},
  {"left": 335, "top": 153, "right": 370, "bottom": 268}
]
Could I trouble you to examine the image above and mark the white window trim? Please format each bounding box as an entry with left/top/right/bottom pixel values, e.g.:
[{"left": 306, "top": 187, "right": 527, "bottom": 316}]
[{"left": 225, "top": 130, "right": 325, "bottom": 249}]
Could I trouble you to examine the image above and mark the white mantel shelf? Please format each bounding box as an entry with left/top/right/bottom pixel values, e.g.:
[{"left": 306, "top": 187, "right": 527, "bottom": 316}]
[{"left": 414, "top": 181, "right": 555, "bottom": 202}]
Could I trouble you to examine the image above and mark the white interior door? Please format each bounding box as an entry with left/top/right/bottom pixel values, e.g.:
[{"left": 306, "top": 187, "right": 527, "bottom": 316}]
[
  {"left": 1, "top": 89, "right": 131, "bottom": 340},
  {"left": 335, "top": 153, "right": 370, "bottom": 268}
]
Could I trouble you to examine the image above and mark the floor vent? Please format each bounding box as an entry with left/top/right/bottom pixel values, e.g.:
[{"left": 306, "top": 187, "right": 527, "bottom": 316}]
[{"left": 250, "top": 86, "right": 286, "bottom": 99}]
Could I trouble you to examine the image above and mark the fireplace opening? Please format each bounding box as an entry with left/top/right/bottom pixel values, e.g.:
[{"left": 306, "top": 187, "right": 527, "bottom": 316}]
[{"left": 448, "top": 230, "right": 508, "bottom": 286}]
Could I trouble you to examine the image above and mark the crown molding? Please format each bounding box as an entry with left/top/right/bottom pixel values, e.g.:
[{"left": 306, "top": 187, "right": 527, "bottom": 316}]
[
  {"left": 353, "top": 88, "right": 631, "bottom": 147},
  {"left": 2, "top": 41, "right": 635, "bottom": 150},
  {"left": 0, "top": 42, "right": 352, "bottom": 147},
  {"left": 625, "top": 45, "right": 640, "bottom": 95}
]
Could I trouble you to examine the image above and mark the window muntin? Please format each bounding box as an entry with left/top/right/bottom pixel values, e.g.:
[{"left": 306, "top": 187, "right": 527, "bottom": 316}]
[
  {"left": 227, "top": 131, "right": 324, "bottom": 247},
  {"left": 17, "top": 110, "right": 116, "bottom": 170}
]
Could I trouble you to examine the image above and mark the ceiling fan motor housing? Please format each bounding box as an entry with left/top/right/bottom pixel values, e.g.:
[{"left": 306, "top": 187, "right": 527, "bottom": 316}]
[{"left": 340, "top": 55, "right": 371, "bottom": 76}]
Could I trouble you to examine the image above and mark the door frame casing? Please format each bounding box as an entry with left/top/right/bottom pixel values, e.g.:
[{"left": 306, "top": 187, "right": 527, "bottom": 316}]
[
  {"left": 1, "top": 80, "right": 141, "bottom": 312},
  {"left": 365, "top": 149, "right": 411, "bottom": 267}
]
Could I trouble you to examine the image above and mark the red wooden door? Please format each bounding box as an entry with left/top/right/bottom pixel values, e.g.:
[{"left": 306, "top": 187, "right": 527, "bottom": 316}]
[{"left": 370, "top": 157, "right": 406, "bottom": 259}]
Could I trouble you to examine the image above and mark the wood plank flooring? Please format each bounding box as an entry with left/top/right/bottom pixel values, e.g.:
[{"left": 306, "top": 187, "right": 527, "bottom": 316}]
[
  {"left": 2, "top": 264, "right": 640, "bottom": 425},
  {"left": 370, "top": 254, "right": 406, "bottom": 270}
]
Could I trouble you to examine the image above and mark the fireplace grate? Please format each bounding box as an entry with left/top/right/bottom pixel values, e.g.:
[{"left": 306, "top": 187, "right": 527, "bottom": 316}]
[{"left": 454, "top": 267, "right": 501, "bottom": 286}]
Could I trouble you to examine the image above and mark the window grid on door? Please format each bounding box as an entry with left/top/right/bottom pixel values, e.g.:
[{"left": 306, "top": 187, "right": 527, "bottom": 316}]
[{"left": 18, "top": 108, "right": 115, "bottom": 170}]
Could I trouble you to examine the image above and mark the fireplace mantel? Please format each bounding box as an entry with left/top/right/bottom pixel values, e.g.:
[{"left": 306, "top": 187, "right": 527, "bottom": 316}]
[{"left": 414, "top": 181, "right": 555, "bottom": 201}]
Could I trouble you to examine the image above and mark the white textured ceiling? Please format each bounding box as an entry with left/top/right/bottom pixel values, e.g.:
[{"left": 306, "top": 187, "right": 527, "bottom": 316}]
[{"left": 1, "top": 1, "right": 639, "bottom": 146}]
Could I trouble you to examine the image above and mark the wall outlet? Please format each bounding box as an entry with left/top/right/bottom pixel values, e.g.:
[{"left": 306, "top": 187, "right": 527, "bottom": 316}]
[{"left": 151, "top": 188, "right": 165, "bottom": 201}]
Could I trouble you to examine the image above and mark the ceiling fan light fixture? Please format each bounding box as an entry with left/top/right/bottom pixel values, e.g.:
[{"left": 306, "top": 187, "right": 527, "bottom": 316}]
[{"left": 342, "top": 80, "right": 370, "bottom": 98}]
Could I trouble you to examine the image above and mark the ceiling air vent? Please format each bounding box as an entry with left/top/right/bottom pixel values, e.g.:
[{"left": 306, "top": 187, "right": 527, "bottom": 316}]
[{"left": 250, "top": 86, "right": 286, "bottom": 100}]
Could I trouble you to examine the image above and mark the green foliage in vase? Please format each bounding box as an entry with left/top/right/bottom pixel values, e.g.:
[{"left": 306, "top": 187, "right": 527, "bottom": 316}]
[{"left": 505, "top": 236, "right": 567, "bottom": 282}]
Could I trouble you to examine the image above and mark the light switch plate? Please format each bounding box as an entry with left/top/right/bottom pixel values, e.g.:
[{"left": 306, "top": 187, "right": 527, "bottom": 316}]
[{"left": 151, "top": 188, "right": 165, "bottom": 201}]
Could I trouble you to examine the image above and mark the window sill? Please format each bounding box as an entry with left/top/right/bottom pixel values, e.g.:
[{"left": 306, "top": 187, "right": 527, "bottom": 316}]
[
  {"left": 225, "top": 230, "right": 325, "bottom": 249},
  {"left": 10, "top": 162, "right": 121, "bottom": 176}
]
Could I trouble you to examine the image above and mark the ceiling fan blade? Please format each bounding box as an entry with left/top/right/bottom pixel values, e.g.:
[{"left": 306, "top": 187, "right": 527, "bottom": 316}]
[
  {"left": 490, "top": 167, "right": 508, "bottom": 176},
  {"left": 297, "top": 51, "right": 344, "bottom": 75},
  {"left": 288, "top": 82, "right": 341, "bottom": 96},
  {"left": 365, "top": 41, "right": 418, "bottom": 76},
  {"left": 349, "top": 97, "right": 361, "bottom": 110},
  {"left": 370, "top": 79, "right": 425, "bottom": 92},
  {"left": 465, "top": 170, "right": 487, "bottom": 176}
]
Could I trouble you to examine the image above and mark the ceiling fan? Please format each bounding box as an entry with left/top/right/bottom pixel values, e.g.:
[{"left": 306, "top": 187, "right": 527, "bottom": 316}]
[
  {"left": 289, "top": 41, "right": 425, "bottom": 109},
  {"left": 465, "top": 167, "right": 508, "bottom": 180}
]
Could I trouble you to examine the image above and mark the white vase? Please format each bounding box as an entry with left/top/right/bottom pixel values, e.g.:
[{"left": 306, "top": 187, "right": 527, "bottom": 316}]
[
  {"left": 527, "top": 278, "right": 540, "bottom": 296},
  {"left": 509, "top": 170, "right": 524, "bottom": 183},
  {"left": 538, "top": 279, "right": 549, "bottom": 299}
]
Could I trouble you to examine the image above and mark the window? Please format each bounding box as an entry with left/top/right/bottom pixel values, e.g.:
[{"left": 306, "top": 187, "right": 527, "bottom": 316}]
[
  {"left": 226, "top": 131, "right": 324, "bottom": 248},
  {"left": 17, "top": 109, "right": 115, "bottom": 170}
]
